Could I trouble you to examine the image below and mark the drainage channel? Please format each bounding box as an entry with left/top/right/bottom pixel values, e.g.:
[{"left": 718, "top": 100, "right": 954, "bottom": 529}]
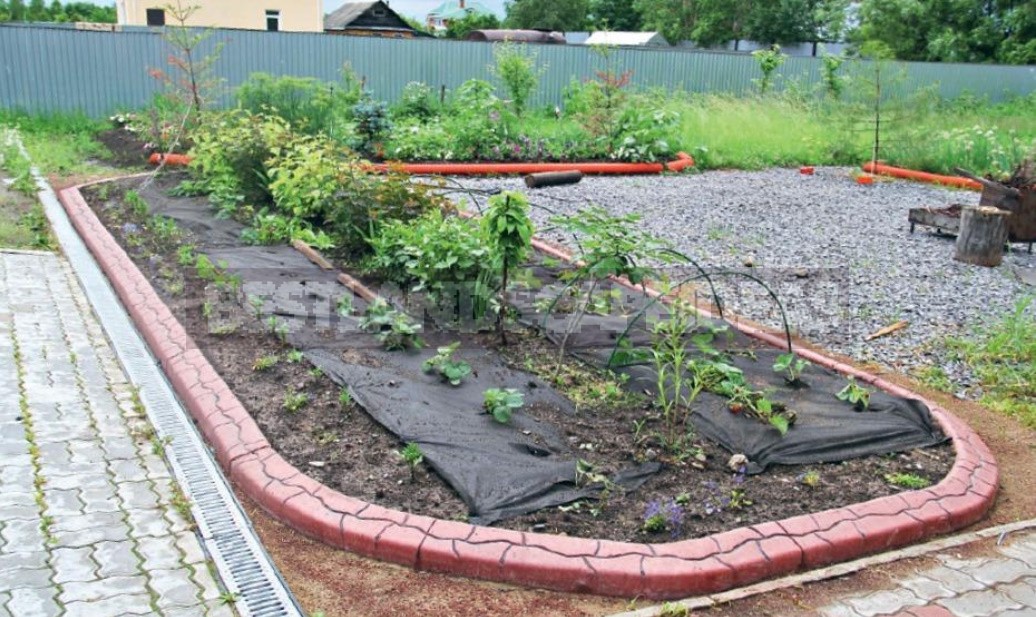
[{"left": 23, "top": 145, "right": 304, "bottom": 616}]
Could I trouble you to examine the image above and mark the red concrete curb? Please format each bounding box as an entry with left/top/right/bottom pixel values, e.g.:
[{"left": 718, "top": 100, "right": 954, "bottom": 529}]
[{"left": 57, "top": 183, "right": 999, "bottom": 600}]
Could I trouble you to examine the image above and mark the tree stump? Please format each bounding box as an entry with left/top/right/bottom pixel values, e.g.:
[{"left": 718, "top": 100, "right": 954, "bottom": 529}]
[
  {"left": 954, "top": 206, "right": 1010, "bottom": 267},
  {"left": 524, "top": 170, "right": 583, "bottom": 189}
]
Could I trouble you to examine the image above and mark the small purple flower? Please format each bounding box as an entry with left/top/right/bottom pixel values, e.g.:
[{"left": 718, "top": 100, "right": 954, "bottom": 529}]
[{"left": 643, "top": 499, "right": 684, "bottom": 538}]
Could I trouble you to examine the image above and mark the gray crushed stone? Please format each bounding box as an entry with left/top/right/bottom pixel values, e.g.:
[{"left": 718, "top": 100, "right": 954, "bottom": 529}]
[{"left": 445, "top": 167, "right": 1036, "bottom": 392}]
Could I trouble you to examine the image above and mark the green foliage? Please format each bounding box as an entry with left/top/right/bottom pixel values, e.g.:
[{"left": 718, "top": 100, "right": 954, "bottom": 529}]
[
  {"left": 820, "top": 51, "right": 846, "bottom": 99},
  {"left": 444, "top": 11, "right": 500, "bottom": 39},
  {"left": 252, "top": 354, "right": 279, "bottom": 372},
  {"left": 182, "top": 111, "right": 290, "bottom": 218},
  {"left": 352, "top": 97, "right": 392, "bottom": 157},
  {"left": 282, "top": 389, "right": 309, "bottom": 413},
  {"left": 0, "top": 0, "right": 115, "bottom": 22},
  {"left": 422, "top": 342, "right": 472, "bottom": 386},
  {"left": 399, "top": 442, "right": 424, "bottom": 481},
  {"left": 285, "top": 349, "right": 304, "bottom": 363},
  {"left": 884, "top": 472, "right": 930, "bottom": 489},
  {"left": 236, "top": 71, "right": 360, "bottom": 138},
  {"left": 773, "top": 352, "right": 809, "bottom": 385},
  {"left": 836, "top": 376, "right": 872, "bottom": 411},
  {"left": 359, "top": 298, "right": 424, "bottom": 351},
  {"left": 124, "top": 190, "right": 149, "bottom": 218},
  {"left": 651, "top": 300, "right": 701, "bottom": 452},
  {"left": 338, "top": 388, "right": 352, "bottom": 406},
  {"left": 240, "top": 212, "right": 335, "bottom": 249},
  {"left": 483, "top": 191, "right": 533, "bottom": 342},
  {"left": 751, "top": 46, "right": 788, "bottom": 94},
  {"left": 490, "top": 42, "right": 544, "bottom": 117},
  {"left": 504, "top": 0, "right": 588, "bottom": 30},
  {"left": 177, "top": 244, "right": 196, "bottom": 267},
  {"left": 393, "top": 82, "right": 437, "bottom": 120},
  {"left": 852, "top": 0, "right": 1034, "bottom": 65},
  {"left": 483, "top": 387, "right": 524, "bottom": 424},
  {"left": 368, "top": 209, "right": 491, "bottom": 299},
  {"left": 590, "top": 0, "right": 642, "bottom": 31},
  {"left": 946, "top": 297, "right": 1036, "bottom": 429}
]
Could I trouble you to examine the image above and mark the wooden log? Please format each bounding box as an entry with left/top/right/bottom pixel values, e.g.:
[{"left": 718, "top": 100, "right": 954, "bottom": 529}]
[
  {"left": 524, "top": 170, "right": 583, "bottom": 189},
  {"left": 954, "top": 206, "right": 1010, "bottom": 267}
]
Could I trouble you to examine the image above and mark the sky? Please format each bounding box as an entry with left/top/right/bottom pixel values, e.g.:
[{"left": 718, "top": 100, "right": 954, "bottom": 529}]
[{"left": 94, "top": 0, "right": 509, "bottom": 21}]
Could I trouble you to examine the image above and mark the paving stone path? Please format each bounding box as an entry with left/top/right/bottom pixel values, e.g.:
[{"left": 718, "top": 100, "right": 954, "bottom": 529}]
[
  {"left": 819, "top": 529, "right": 1036, "bottom": 617},
  {"left": 0, "top": 250, "right": 235, "bottom": 617}
]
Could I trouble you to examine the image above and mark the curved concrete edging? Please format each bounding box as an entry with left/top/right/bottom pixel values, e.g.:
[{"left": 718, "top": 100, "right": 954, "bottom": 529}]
[{"left": 57, "top": 182, "right": 999, "bottom": 600}]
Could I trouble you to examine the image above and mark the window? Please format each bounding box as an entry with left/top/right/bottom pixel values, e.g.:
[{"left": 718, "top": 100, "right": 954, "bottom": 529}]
[
  {"left": 145, "top": 8, "right": 165, "bottom": 26},
  {"left": 266, "top": 10, "right": 280, "bottom": 32}
]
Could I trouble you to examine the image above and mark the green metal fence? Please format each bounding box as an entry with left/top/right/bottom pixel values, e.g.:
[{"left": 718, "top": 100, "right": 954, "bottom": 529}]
[{"left": 1, "top": 23, "right": 1034, "bottom": 116}]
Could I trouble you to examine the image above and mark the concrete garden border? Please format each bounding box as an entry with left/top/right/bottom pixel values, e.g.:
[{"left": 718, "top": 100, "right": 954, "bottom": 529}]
[{"left": 57, "top": 181, "right": 998, "bottom": 600}]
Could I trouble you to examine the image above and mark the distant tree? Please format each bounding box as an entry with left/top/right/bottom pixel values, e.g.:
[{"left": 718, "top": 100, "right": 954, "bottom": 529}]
[
  {"left": 27, "top": 0, "right": 47, "bottom": 20},
  {"left": 631, "top": 0, "right": 697, "bottom": 44},
  {"left": 9, "top": 0, "right": 26, "bottom": 20},
  {"left": 445, "top": 12, "right": 500, "bottom": 39},
  {"left": 851, "top": 0, "right": 1008, "bottom": 63},
  {"left": 590, "top": 0, "right": 643, "bottom": 31},
  {"left": 504, "top": 0, "right": 589, "bottom": 31}
]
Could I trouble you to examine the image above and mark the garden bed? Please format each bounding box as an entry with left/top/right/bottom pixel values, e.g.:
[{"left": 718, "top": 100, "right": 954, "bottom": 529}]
[{"left": 80, "top": 172, "right": 956, "bottom": 544}]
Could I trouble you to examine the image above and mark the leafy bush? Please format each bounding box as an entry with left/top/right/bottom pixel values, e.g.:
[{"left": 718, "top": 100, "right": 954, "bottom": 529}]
[
  {"left": 490, "top": 42, "right": 544, "bottom": 117},
  {"left": 367, "top": 209, "right": 492, "bottom": 298},
  {"left": 181, "top": 111, "right": 290, "bottom": 218},
  {"left": 236, "top": 72, "right": 360, "bottom": 137},
  {"left": 359, "top": 298, "right": 424, "bottom": 351},
  {"left": 610, "top": 104, "right": 678, "bottom": 162},
  {"left": 393, "top": 82, "right": 437, "bottom": 120},
  {"left": 445, "top": 79, "right": 512, "bottom": 160}
]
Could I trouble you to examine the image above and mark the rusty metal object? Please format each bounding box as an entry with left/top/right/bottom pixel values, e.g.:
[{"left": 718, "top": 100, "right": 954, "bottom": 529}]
[{"left": 956, "top": 166, "right": 1036, "bottom": 243}]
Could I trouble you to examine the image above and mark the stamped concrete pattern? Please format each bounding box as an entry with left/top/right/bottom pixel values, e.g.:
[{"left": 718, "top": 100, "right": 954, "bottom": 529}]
[
  {"left": 0, "top": 251, "right": 234, "bottom": 617},
  {"left": 58, "top": 183, "right": 1000, "bottom": 600},
  {"left": 819, "top": 529, "right": 1036, "bottom": 617}
]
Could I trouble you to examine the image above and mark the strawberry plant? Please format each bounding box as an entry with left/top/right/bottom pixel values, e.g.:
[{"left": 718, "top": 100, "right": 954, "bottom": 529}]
[
  {"left": 483, "top": 388, "right": 524, "bottom": 424},
  {"left": 836, "top": 377, "right": 872, "bottom": 411},
  {"left": 422, "top": 342, "right": 472, "bottom": 386}
]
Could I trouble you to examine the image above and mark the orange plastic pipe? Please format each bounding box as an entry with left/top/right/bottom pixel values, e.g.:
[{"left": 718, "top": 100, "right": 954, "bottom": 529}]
[
  {"left": 148, "top": 152, "right": 191, "bottom": 166},
  {"left": 862, "top": 162, "right": 982, "bottom": 191},
  {"left": 151, "top": 152, "right": 696, "bottom": 175}
]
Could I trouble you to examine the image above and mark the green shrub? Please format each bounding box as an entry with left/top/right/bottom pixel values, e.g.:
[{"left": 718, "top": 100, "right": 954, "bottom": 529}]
[
  {"left": 236, "top": 72, "right": 359, "bottom": 137},
  {"left": 181, "top": 111, "right": 289, "bottom": 218},
  {"left": 393, "top": 82, "right": 437, "bottom": 120},
  {"left": 490, "top": 42, "right": 544, "bottom": 117},
  {"left": 368, "top": 209, "right": 492, "bottom": 299}
]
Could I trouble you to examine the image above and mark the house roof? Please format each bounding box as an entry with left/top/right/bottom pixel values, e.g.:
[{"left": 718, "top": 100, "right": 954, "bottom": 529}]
[
  {"left": 325, "top": 1, "right": 415, "bottom": 31},
  {"left": 428, "top": 1, "right": 495, "bottom": 20},
  {"left": 584, "top": 31, "right": 669, "bottom": 46},
  {"left": 325, "top": 2, "right": 377, "bottom": 28}
]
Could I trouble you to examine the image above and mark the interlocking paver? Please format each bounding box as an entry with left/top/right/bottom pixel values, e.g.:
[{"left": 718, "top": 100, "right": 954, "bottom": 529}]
[
  {"left": 0, "top": 252, "right": 234, "bottom": 617},
  {"left": 819, "top": 530, "right": 1036, "bottom": 617},
  {"left": 6, "top": 587, "right": 60, "bottom": 617},
  {"left": 938, "top": 589, "right": 1023, "bottom": 616},
  {"left": 63, "top": 594, "right": 155, "bottom": 617},
  {"left": 51, "top": 546, "right": 98, "bottom": 584},
  {"left": 150, "top": 567, "right": 204, "bottom": 610},
  {"left": 91, "top": 540, "right": 141, "bottom": 578}
]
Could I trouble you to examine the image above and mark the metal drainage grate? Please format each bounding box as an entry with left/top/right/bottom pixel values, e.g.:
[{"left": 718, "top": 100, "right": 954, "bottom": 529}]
[{"left": 28, "top": 155, "right": 303, "bottom": 616}]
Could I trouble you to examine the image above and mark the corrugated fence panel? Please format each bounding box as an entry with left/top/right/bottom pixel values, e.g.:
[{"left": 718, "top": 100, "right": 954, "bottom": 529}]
[{"left": 1, "top": 23, "right": 1034, "bottom": 117}]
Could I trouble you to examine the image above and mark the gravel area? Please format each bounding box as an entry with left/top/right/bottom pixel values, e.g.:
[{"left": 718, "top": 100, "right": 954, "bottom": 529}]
[{"left": 447, "top": 167, "right": 1036, "bottom": 388}]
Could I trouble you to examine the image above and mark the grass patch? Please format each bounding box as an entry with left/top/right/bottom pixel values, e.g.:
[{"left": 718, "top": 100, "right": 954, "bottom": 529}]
[
  {"left": 948, "top": 297, "right": 1036, "bottom": 429},
  {"left": 0, "top": 110, "right": 110, "bottom": 177},
  {"left": 673, "top": 94, "right": 859, "bottom": 170}
]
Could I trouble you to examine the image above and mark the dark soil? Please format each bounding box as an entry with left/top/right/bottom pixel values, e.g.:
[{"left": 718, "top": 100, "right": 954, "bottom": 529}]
[
  {"left": 81, "top": 175, "right": 954, "bottom": 544},
  {"left": 95, "top": 128, "right": 152, "bottom": 169}
]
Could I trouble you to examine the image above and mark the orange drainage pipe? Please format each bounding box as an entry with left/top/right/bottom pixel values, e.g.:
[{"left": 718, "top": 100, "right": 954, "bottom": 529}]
[
  {"left": 148, "top": 152, "right": 696, "bottom": 175},
  {"left": 862, "top": 162, "right": 982, "bottom": 191},
  {"left": 147, "top": 152, "right": 191, "bottom": 166}
]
